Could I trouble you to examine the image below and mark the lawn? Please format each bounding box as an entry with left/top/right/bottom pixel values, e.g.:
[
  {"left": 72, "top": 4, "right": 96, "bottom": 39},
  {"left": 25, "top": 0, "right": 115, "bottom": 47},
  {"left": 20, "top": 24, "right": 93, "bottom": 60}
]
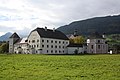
[{"left": 0, "top": 54, "right": 120, "bottom": 80}]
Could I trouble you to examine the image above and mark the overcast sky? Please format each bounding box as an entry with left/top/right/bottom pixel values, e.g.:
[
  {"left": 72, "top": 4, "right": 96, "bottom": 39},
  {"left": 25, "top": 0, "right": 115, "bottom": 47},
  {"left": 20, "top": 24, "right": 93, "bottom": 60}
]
[{"left": 0, "top": 0, "right": 120, "bottom": 36}]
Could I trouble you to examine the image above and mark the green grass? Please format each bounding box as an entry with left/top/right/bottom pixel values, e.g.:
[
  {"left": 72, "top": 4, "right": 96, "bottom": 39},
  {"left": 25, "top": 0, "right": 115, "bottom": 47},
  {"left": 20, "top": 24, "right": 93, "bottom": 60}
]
[{"left": 0, "top": 54, "right": 120, "bottom": 80}]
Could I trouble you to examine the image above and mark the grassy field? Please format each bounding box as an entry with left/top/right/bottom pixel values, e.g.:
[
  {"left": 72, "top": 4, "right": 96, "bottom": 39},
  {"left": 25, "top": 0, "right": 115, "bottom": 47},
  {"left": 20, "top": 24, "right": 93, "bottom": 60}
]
[{"left": 0, "top": 54, "right": 120, "bottom": 80}]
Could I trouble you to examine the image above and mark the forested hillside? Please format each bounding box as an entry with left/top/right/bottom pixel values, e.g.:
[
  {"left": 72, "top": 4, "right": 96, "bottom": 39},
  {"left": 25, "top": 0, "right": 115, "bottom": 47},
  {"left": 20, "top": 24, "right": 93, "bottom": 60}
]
[{"left": 57, "top": 15, "right": 120, "bottom": 35}]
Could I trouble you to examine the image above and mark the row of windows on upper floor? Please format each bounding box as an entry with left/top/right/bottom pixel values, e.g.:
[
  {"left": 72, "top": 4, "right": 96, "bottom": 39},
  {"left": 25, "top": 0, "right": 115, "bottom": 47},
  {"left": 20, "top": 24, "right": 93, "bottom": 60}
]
[
  {"left": 30, "top": 44, "right": 66, "bottom": 49},
  {"left": 29, "top": 39, "right": 68, "bottom": 44},
  {"left": 91, "top": 45, "right": 105, "bottom": 49}
]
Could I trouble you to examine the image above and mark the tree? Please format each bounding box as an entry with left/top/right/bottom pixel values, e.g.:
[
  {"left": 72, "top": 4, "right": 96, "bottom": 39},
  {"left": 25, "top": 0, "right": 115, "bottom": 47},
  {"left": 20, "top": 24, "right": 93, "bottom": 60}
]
[
  {"left": 112, "top": 44, "right": 120, "bottom": 53},
  {"left": 69, "top": 36, "right": 85, "bottom": 44},
  {"left": 0, "top": 42, "right": 9, "bottom": 53}
]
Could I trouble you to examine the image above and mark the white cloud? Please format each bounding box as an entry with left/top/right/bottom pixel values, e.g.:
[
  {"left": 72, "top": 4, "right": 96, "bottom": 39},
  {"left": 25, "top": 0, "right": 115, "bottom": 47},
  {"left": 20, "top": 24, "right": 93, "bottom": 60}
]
[
  {"left": 0, "top": 32, "right": 5, "bottom": 36},
  {"left": 0, "top": 0, "right": 120, "bottom": 35}
]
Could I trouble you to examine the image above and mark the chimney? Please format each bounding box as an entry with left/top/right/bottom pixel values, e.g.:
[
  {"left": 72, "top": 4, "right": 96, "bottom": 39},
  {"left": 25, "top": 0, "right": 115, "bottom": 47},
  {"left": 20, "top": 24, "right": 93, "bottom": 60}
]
[
  {"left": 53, "top": 28, "right": 55, "bottom": 32},
  {"left": 74, "top": 29, "right": 77, "bottom": 37},
  {"left": 102, "top": 33, "right": 105, "bottom": 38},
  {"left": 45, "top": 26, "right": 47, "bottom": 31}
]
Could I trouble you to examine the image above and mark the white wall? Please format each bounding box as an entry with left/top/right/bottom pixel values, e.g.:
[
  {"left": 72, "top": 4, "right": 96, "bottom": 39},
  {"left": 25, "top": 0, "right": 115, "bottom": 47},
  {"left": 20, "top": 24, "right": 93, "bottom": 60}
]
[
  {"left": 27, "top": 31, "right": 69, "bottom": 54},
  {"left": 27, "top": 31, "right": 41, "bottom": 54},
  {"left": 87, "top": 38, "right": 108, "bottom": 53},
  {"left": 41, "top": 38, "right": 69, "bottom": 54},
  {"left": 67, "top": 47, "right": 85, "bottom": 54}
]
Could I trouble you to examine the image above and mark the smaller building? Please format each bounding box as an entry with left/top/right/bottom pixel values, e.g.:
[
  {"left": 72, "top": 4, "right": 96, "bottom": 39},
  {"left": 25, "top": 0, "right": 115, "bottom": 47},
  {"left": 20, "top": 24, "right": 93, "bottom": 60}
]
[
  {"left": 87, "top": 32, "right": 108, "bottom": 54},
  {"left": 67, "top": 43, "right": 87, "bottom": 54},
  {"left": 9, "top": 32, "right": 20, "bottom": 53},
  {"left": 14, "top": 38, "right": 29, "bottom": 54}
]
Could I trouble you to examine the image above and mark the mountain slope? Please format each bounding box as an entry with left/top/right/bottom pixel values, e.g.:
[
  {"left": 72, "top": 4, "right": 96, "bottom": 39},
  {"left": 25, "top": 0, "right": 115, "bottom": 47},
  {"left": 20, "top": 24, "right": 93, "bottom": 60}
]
[
  {"left": 57, "top": 15, "right": 120, "bottom": 35},
  {"left": 0, "top": 32, "right": 12, "bottom": 41}
]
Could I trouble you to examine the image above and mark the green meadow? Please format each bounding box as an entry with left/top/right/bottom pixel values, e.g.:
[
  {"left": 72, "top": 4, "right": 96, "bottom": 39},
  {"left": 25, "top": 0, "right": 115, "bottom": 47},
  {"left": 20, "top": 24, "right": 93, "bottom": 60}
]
[{"left": 0, "top": 54, "right": 120, "bottom": 80}]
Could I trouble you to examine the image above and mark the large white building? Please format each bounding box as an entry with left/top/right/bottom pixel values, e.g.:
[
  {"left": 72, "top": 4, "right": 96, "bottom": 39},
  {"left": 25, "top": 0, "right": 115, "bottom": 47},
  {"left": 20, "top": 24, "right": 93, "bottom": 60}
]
[{"left": 9, "top": 27, "right": 69, "bottom": 54}]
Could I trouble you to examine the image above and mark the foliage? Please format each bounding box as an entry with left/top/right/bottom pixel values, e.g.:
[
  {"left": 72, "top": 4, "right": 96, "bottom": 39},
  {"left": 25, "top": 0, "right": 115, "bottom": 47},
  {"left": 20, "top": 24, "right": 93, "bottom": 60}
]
[
  {"left": 69, "top": 36, "right": 85, "bottom": 44},
  {"left": 0, "top": 42, "right": 9, "bottom": 53},
  {"left": 106, "top": 34, "right": 120, "bottom": 53},
  {"left": 0, "top": 54, "right": 120, "bottom": 80}
]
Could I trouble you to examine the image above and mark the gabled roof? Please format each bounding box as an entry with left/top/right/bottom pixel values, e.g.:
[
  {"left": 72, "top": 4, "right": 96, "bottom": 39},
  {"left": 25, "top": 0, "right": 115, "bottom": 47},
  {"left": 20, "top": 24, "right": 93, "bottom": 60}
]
[
  {"left": 9, "top": 32, "right": 20, "bottom": 38},
  {"left": 14, "top": 38, "right": 28, "bottom": 45},
  {"left": 20, "top": 38, "right": 27, "bottom": 44},
  {"left": 32, "top": 28, "right": 69, "bottom": 40},
  {"left": 89, "top": 32, "right": 103, "bottom": 39}
]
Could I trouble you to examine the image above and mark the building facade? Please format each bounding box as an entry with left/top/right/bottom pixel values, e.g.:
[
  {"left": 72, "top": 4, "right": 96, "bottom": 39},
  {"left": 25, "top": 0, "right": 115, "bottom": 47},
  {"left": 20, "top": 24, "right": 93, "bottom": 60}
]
[
  {"left": 67, "top": 44, "right": 87, "bottom": 54},
  {"left": 9, "top": 32, "right": 20, "bottom": 53},
  {"left": 14, "top": 38, "right": 29, "bottom": 54},
  {"left": 9, "top": 28, "right": 108, "bottom": 54},
  {"left": 27, "top": 27, "right": 69, "bottom": 54},
  {"left": 87, "top": 32, "right": 108, "bottom": 54},
  {"left": 9, "top": 27, "right": 69, "bottom": 54}
]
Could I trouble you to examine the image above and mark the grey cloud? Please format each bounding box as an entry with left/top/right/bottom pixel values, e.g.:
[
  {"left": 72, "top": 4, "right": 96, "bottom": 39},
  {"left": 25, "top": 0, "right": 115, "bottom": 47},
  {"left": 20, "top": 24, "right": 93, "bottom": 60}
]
[
  {"left": 1, "top": 0, "right": 120, "bottom": 35},
  {"left": 0, "top": 25, "right": 30, "bottom": 35},
  {"left": 28, "top": 0, "right": 120, "bottom": 26}
]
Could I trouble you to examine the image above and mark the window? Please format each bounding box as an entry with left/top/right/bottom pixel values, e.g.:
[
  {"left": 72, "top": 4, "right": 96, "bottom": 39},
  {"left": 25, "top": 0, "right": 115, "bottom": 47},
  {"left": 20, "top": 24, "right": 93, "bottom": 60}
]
[
  {"left": 91, "top": 45, "right": 93, "bottom": 49},
  {"left": 51, "top": 40, "right": 53, "bottom": 43},
  {"left": 42, "top": 40, "right": 44, "bottom": 42},
  {"left": 51, "top": 45, "right": 53, "bottom": 48},
  {"left": 47, "top": 40, "right": 49, "bottom": 43},
  {"left": 59, "top": 46, "right": 61, "bottom": 48},
  {"left": 51, "top": 50, "right": 53, "bottom": 53},
  {"left": 63, "top": 51, "right": 64, "bottom": 53},
  {"left": 55, "top": 41, "right": 57, "bottom": 43},
  {"left": 63, "top": 46, "right": 64, "bottom": 49},
  {"left": 98, "top": 40, "right": 100, "bottom": 43},
  {"left": 37, "top": 45, "right": 39, "bottom": 47},
  {"left": 42, "top": 40, "right": 45, "bottom": 42},
  {"left": 66, "top": 42, "right": 68, "bottom": 44},
  {"left": 63, "top": 41, "right": 64, "bottom": 44},
  {"left": 59, "top": 41, "right": 61, "bottom": 44},
  {"left": 55, "top": 45, "right": 57, "bottom": 48},
  {"left": 47, "top": 45, "right": 49, "bottom": 48},
  {"left": 47, "top": 50, "right": 49, "bottom": 53},
  {"left": 34, "top": 45, "right": 36, "bottom": 48},
  {"left": 37, "top": 40, "right": 39, "bottom": 42},
  {"left": 98, "top": 45, "right": 100, "bottom": 49},
  {"left": 59, "top": 51, "right": 61, "bottom": 53},
  {"left": 42, "top": 45, "right": 44, "bottom": 48},
  {"left": 32, "top": 40, "right": 35, "bottom": 43},
  {"left": 29, "top": 40, "right": 30, "bottom": 43},
  {"left": 55, "top": 50, "right": 57, "bottom": 53}
]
